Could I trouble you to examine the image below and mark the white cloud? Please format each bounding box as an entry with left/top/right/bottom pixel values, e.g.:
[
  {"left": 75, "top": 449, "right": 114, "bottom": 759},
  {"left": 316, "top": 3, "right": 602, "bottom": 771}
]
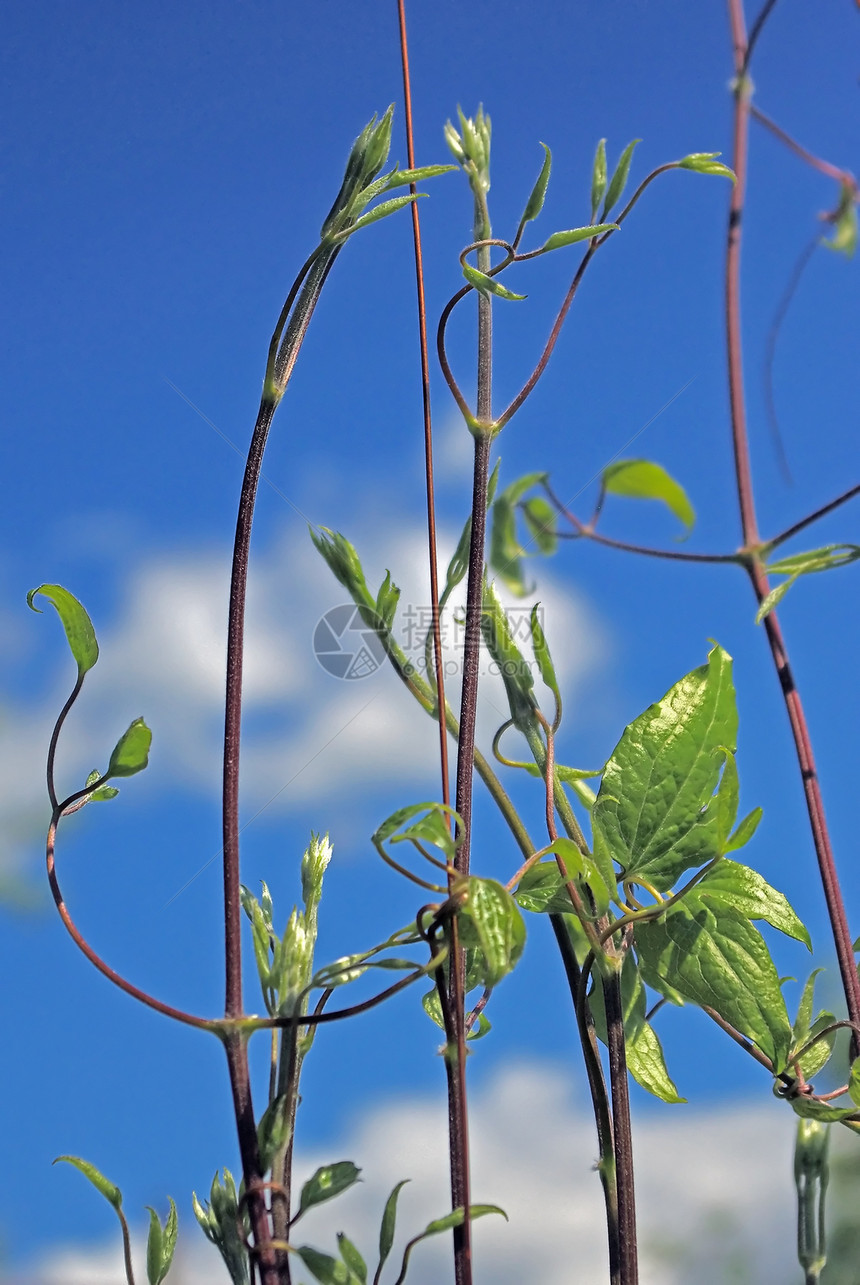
[
  {"left": 12, "top": 1062, "right": 801, "bottom": 1284},
  {"left": 0, "top": 518, "right": 607, "bottom": 874}
]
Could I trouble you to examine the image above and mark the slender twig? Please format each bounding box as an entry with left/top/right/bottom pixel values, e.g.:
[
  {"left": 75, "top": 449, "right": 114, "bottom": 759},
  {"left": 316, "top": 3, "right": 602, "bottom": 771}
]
[
  {"left": 762, "top": 234, "right": 817, "bottom": 483},
  {"left": 726, "top": 0, "right": 860, "bottom": 1054},
  {"left": 765, "top": 484, "right": 860, "bottom": 553},
  {"left": 396, "top": 0, "right": 451, "bottom": 817},
  {"left": 749, "top": 103, "right": 855, "bottom": 188}
]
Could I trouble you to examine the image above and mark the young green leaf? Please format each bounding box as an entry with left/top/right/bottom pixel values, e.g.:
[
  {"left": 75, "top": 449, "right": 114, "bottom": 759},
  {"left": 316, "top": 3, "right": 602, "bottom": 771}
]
[
  {"left": 480, "top": 580, "right": 537, "bottom": 728},
  {"left": 540, "top": 223, "right": 617, "bottom": 252},
  {"left": 462, "top": 262, "right": 526, "bottom": 300},
  {"left": 519, "top": 142, "right": 552, "bottom": 229},
  {"left": 297, "top": 1162, "right": 362, "bottom": 1218},
  {"left": 725, "top": 806, "right": 762, "bottom": 853},
  {"left": 107, "top": 717, "right": 152, "bottom": 778},
  {"left": 587, "top": 954, "right": 684, "bottom": 1103},
  {"left": 337, "top": 193, "right": 423, "bottom": 239},
  {"left": 602, "top": 139, "right": 641, "bottom": 216},
  {"left": 635, "top": 899, "right": 793, "bottom": 1069},
  {"left": 337, "top": 1233, "right": 368, "bottom": 1283},
  {"left": 821, "top": 180, "right": 857, "bottom": 258},
  {"left": 757, "top": 544, "right": 860, "bottom": 622},
  {"left": 377, "top": 1179, "right": 410, "bottom": 1281},
  {"left": 593, "top": 644, "right": 737, "bottom": 891},
  {"left": 256, "top": 1093, "right": 292, "bottom": 1174},
  {"left": 790, "top": 1096, "right": 859, "bottom": 1124},
  {"left": 601, "top": 459, "right": 695, "bottom": 534},
  {"left": 755, "top": 575, "right": 798, "bottom": 624},
  {"left": 848, "top": 1059, "right": 860, "bottom": 1107},
  {"left": 521, "top": 495, "right": 557, "bottom": 554},
  {"left": 296, "top": 1246, "right": 351, "bottom": 1284},
  {"left": 591, "top": 138, "right": 607, "bottom": 219},
  {"left": 530, "top": 604, "right": 560, "bottom": 710},
  {"left": 146, "top": 1198, "right": 178, "bottom": 1285},
  {"left": 393, "top": 1206, "right": 507, "bottom": 1285},
  {"left": 677, "top": 152, "right": 736, "bottom": 181},
  {"left": 383, "top": 163, "right": 458, "bottom": 190},
  {"left": 53, "top": 1155, "right": 122, "bottom": 1210},
  {"left": 457, "top": 877, "right": 526, "bottom": 988},
  {"left": 28, "top": 584, "right": 99, "bottom": 679},
  {"left": 695, "top": 858, "right": 811, "bottom": 949}
]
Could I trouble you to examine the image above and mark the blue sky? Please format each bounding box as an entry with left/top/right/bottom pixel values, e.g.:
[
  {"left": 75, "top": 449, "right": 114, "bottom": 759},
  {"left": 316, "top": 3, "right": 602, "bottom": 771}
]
[{"left": 2, "top": 1, "right": 858, "bottom": 1277}]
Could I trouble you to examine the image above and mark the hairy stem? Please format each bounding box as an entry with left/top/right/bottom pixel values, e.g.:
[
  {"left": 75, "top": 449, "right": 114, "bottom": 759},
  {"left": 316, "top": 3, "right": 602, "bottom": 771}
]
[{"left": 603, "top": 965, "right": 638, "bottom": 1285}]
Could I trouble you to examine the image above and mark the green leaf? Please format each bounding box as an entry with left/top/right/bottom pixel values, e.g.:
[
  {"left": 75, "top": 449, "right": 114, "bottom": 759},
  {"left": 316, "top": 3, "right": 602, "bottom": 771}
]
[
  {"left": 591, "top": 138, "right": 607, "bottom": 220},
  {"left": 755, "top": 575, "right": 798, "bottom": 624},
  {"left": 457, "top": 877, "right": 526, "bottom": 988},
  {"left": 790, "top": 1096, "right": 859, "bottom": 1124},
  {"left": 521, "top": 495, "right": 557, "bottom": 554},
  {"left": 593, "top": 644, "right": 737, "bottom": 891},
  {"left": 146, "top": 1198, "right": 178, "bottom": 1285},
  {"left": 53, "top": 1155, "right": 122, "bottom": 1210},
  {"left": 297, "top": 1162, "right": 362, "bottom": 1218},
  {"left": 821, "top": 181, "right": 857, "bottom": 258},
  {"left": 602, "top": 139, "right": 641, "bottom": 216},
  {"left": 339, "top": 193, "right": 423, "bottom": 238},
  {"left": 677, "top": 152, "right": 736, "bottom": 181},
  {"left": 757, "top": 544, "right": 860, "bottom": 622},
  {"left": 601, "top": 459, "right": 695, "bottom": 534},
  {"left": 696, "top": 858, "right": 811, "bottom": 949},
  {"left": 519, "top": 142, "right": 552, "bottom": 228},
  {"left": 849, "top": 1060, "right": 860, "bottom": 1108},
  {"left": 462, "top": 262, "right": 526, "bottom": 301},
  {"left": 546, "top": 838, "right": 612, "bottom": 917},
  {"left": 725, "top": 807, "right": 762, "bottom": 853},
  {"left": 635, "top": 899, "right": 792, "bottom": 1069},
  {"left": 373, "top": 801, "right": 461, "bottom": 866},
  {"left": 480, "top": 580, "right": 537, "bottom": 728},
  {"left": 587, "top": 954, "right": 684, "bottom": 1103},
  {"left": 393, "top": 1205, "right": 507, "bottom": 1285},
  {"left": 106, "top": 717, "right": 152, "bottom": 778},
  {"left": 383, "top": 164, "right": 458, "bottom": 190},
  {"left": 540, "top": 223, "right": 617, "bottom": 252},
  {"left": 297, "top": 1246, "right": 351, "bottom": 1284},
  {"left": 529, "top": 605, "right": 560, "bottom": 708},
  {"left": 766, "top": 543, "right": 860, "bottom": 577},
  {"left": 377, "top": 1179, "right": 410, "bottom": 1277},
  {"left": 338, "top": 1233, "right": 367, "bottom": 1282},
  {"left": 28, "top": 584, "right": 99, "bottom": 679},
  {"left": 257, "top": 1094, "right": 292, "bottom": 1174},
  {"left": 515, "top": 859, "right": 579, "bottom": 916}
]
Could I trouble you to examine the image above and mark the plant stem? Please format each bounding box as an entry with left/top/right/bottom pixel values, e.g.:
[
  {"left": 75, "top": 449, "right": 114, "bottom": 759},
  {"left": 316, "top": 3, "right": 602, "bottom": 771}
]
[
  {"left": 602, "top": 965, "right": 638, "bottom": 1285},
  {"left": 725, "top": 0, "right": 860, "bottom": 1050}
]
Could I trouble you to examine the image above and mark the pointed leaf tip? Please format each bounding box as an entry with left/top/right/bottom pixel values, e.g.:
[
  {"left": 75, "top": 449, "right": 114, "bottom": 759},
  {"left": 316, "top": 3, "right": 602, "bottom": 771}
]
[
  {"left": 107, "top": 717, "right": 152, "bottom": 779},
  {"left": 28, "top": 584, "right": 99, "bottom": 678}
]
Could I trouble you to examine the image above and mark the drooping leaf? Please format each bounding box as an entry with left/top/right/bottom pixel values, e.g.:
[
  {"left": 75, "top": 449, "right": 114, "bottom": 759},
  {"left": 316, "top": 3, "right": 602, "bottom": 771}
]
[
  {"left": 53, "top": 1155, "right": 122, "bottom": 1210},
  {"left": 521, "top": 495, "right": 557, "bottom": 554},
  {"left": 480, "top": 580, "right": 537, "bottom": 728},
  {"left": 457, "top": 877, "right": 526, "bottom": 988},
  {"left": 635, "top": 899, "right": 792, "bottom": 1069},
  {"left": 462, "top": 262, "right": 526, "bottom": 300},
  {"left": 146, "top": 1198, "right": 178, "bottom": 1285},
  {"left": 602, "top": 139, "right": 641, "bottom": 216},
  {"left": 677, "top": 152, "right": 736, "bottom": 181},
  {"left": 789, "top": 1096, "right": 860, "bottom": 1124},
  {"left": 591, "top": 138, "right": 607, "bottom": 220},
  {"left": 297, "top": 1162, "right": 362, "bottom": 1218},
  {"left": 28, "top": 584, "right": 99, "bottom": 678},
  {"left": 601, "top": 459, "right": 695, "bottom": 534},
  {"left": 587, "top": 954, "right": 685, "bottom": 1103},
  {"left": 540, "top": 223, "right": 617, "bottom": 252},
  {"left": 593, "top": 644, "right": 737, "bottom": 891},
  {"left": 529, "top": 605, "right": 560, "bottom": 710},
  {"left": 106, "top": 717, "right": 152, "bottom": 778},
  {"left": 393, "top": 1206, "right": 507, "bottom": 1285},
  {"left": 821, "top": 181, "right": 857, "bottom": 258}
]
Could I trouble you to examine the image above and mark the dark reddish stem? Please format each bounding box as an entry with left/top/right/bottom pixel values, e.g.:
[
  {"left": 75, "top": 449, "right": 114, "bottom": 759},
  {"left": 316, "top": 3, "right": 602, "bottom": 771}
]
[{"left": 726, "top": 0, "right": 860, "bottom": 1047}]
